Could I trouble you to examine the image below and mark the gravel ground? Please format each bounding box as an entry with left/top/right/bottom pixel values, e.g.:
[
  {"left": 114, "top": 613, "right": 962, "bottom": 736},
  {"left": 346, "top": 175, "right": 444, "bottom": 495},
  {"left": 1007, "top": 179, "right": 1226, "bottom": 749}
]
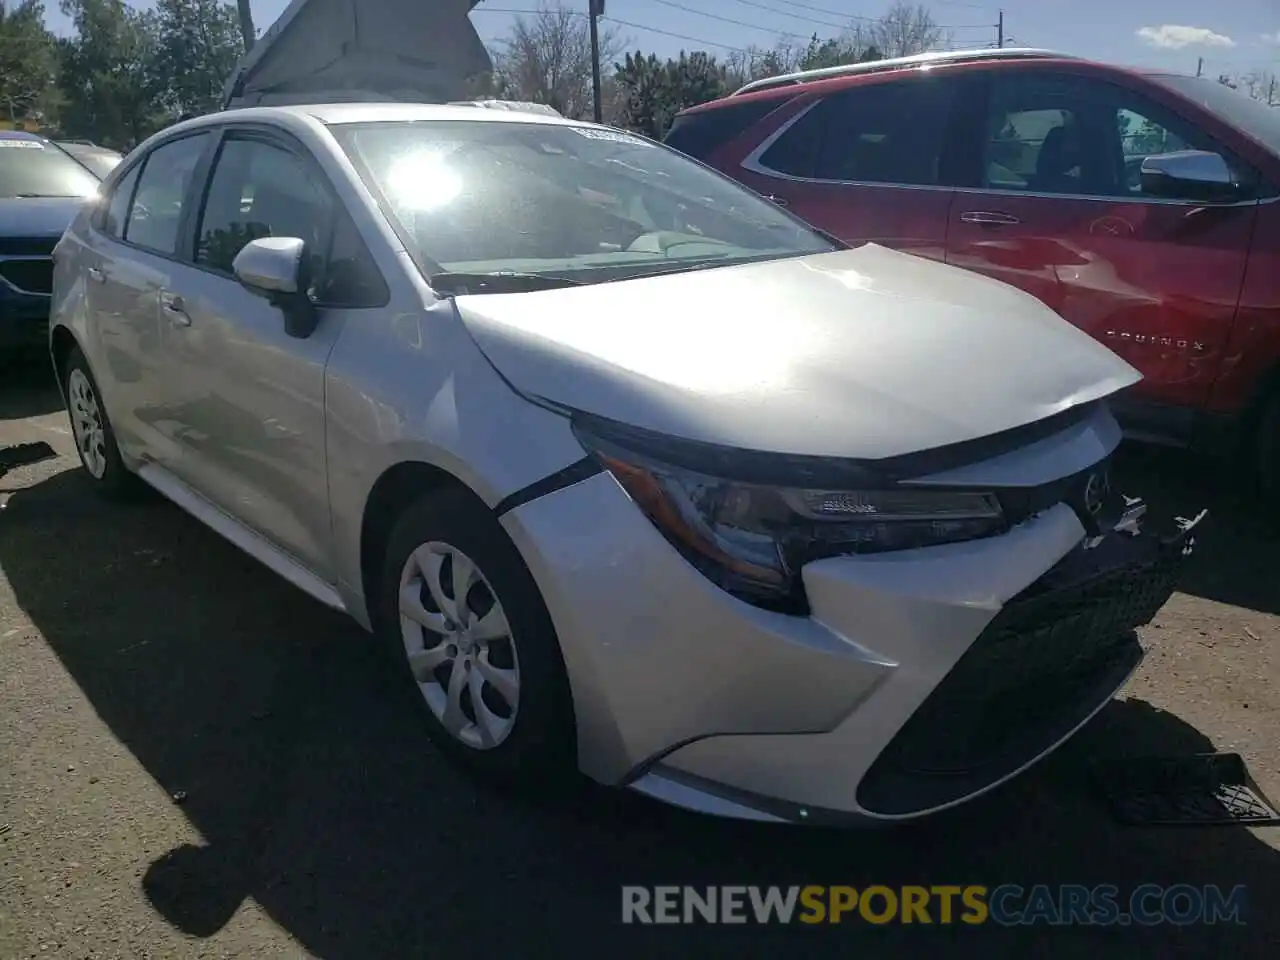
[{"left": 1, "top": 357, "right": 1277, "bottom": 959}]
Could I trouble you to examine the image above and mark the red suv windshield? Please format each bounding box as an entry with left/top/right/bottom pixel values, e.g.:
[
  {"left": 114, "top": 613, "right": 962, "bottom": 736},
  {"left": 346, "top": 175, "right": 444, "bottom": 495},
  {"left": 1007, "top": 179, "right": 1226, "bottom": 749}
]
[{"left": 1152, "top": 74, "right": 1280, "bottom": 156}]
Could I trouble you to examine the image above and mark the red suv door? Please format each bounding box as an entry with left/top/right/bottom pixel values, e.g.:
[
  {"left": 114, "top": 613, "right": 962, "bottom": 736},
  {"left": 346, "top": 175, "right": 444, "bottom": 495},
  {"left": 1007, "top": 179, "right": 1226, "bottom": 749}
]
[
  {"left": 945, "top": 67, "right": 1257, "bottom": 431},
  {"left": 713, "top": 73, "right": 965, "bottom": 262}
]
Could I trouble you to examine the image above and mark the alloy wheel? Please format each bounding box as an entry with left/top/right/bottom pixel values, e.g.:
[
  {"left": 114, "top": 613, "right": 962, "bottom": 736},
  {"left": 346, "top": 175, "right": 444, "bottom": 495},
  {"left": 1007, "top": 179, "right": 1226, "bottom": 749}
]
[
  {"left": 67, "top": 368, "right": 108, "bottom": 480},
  {"left": 398, "top": 541, "right": 521, "bottom": 750}
]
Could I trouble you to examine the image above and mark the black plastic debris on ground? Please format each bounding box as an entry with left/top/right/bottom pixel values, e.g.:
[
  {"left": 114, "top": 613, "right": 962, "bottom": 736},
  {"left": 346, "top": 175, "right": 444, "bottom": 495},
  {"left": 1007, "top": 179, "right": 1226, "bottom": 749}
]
[
  {"left": 0, "top": 442, "right": 57, "bottom": 479},
  {"left": 1090, "top": 753, "right": 1280, "bottom": 826}
]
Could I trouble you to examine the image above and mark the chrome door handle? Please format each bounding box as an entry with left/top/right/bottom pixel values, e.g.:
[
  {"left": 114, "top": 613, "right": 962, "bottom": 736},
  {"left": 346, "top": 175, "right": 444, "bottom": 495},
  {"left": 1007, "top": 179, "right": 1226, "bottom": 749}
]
[
  {"left": 87, "top": 267, "right": 106, "bottom": 283},
  {"left": 959, "top": 211, "right": 1021, "bottom": 226},
  {"left": 160, "top": 293, "right": 191, "bottom": 327},
  {"left": 764, "top": 194, "right": 789, "bottom": 207}
]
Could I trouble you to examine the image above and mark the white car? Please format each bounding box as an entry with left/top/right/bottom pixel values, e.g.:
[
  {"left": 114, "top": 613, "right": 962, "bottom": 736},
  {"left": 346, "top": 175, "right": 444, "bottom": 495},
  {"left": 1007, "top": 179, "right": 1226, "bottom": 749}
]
[{"left": 49, "top": 103, "right": 1201, "bottom": 824}]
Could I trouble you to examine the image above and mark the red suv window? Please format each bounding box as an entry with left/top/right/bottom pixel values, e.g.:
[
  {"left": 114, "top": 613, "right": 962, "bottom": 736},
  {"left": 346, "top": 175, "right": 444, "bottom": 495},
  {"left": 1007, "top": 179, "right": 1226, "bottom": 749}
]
[{"left": 753, "top": 76, "right": 960, "bottom": 186}]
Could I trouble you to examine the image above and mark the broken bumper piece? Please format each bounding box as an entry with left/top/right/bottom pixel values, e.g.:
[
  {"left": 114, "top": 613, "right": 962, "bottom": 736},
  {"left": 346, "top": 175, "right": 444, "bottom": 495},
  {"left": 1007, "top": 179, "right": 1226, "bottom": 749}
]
[{"left": 855, "top": 496, "right": 1206, "bottom": 817}]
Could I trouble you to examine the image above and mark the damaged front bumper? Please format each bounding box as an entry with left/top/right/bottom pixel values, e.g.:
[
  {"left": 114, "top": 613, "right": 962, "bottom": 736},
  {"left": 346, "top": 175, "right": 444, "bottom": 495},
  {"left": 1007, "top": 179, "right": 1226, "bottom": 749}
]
[{"left": 854, "top": 494, "right": 1206, "bottom": 817}]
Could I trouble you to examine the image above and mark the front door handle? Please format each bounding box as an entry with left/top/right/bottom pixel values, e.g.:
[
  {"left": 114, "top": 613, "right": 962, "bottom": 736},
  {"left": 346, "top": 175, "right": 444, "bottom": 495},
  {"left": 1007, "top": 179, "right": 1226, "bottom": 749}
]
[
  {"left": 87, "top": 266, "right": 106, "bottom": 284},
  {"left": 959, "top": 210, "right": 1021, "bottom": 226},
  {"left": 160, "top": 292, "right": 191, "bottom": 327}
]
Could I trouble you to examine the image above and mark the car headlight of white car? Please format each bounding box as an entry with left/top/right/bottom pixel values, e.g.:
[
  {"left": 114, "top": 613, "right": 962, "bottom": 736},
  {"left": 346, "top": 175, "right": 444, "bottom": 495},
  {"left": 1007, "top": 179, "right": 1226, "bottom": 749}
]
[{"left": 572, "top": 418, "right": 1006, "bottom": 612}]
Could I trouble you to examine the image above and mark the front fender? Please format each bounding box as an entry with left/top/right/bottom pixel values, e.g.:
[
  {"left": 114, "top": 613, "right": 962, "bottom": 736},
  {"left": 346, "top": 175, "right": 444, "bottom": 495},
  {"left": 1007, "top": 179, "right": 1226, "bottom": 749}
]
[{"left": 324, "top": 295, "right": 587, "bottom": 620}]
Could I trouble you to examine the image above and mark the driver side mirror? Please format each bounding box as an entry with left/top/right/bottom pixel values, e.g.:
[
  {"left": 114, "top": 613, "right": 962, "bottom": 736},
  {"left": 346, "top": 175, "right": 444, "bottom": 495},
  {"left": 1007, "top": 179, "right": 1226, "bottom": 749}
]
[
  {"left": 1140, "top": 150, "right": 1243, "bottom": 203},
  {"left": 232, "top": 236, "right": 318, "bottom": 339}
]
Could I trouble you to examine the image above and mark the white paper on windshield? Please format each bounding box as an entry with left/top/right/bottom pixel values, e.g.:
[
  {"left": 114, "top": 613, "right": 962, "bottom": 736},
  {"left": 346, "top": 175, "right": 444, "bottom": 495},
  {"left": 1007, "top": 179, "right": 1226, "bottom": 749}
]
[{"left": 570, "top": 128, "right": 648, "bottom": 147}]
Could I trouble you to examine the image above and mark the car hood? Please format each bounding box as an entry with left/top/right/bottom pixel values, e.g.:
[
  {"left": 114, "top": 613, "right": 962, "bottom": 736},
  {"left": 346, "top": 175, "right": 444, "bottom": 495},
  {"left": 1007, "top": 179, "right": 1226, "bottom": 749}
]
[
  {"left": 455, "top": 244, "right": 1141, "bottom": 460},
  {"left": 0, "top": 196, "right": 88, "bottom": 238}
]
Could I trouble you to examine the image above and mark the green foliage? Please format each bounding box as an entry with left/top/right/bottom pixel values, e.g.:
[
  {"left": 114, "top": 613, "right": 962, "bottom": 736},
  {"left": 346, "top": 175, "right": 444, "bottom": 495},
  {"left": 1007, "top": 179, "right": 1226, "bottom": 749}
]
[
  {"left": 47, "top": 0, "right": 243, "bottom": 148},
  {"left": 0, "top": 0, "right": 60, "bottom": 123},
  {"left": 614, "top": 50, "right": 731, "bottom": 139},
  {"left": 151, "top": 0, "right": 245, "bottom": 117},
  {"left": 795, "top": 34, "right": 884, "bottom": 72},
  {"left": 57, "top": 0, "right": 163, "bottom": 148}
]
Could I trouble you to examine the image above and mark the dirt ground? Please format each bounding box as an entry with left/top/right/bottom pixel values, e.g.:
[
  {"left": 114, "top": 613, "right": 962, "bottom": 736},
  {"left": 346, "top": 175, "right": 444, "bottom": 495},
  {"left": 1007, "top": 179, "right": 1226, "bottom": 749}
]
[{"left": 1, "top": 356, "right": 1277, "bottom": 959}]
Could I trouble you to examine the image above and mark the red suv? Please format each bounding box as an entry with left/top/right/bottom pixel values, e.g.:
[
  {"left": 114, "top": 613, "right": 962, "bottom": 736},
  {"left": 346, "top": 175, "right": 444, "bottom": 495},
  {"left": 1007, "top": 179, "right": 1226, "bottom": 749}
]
[{"left": 667, "top": 49, "right": 1280, "bottom": 493}]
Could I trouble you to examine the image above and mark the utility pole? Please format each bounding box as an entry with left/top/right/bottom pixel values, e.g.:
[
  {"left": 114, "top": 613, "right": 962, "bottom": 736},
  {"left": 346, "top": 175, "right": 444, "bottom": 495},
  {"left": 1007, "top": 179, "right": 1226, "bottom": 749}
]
[
  {"left": 1196, "top": 57, "right": 1204, "bottom": 78},
  {"left": 589, "top": 0, "right": 604, "bottom": 123},
  {"left": 996, "top": 9, "right": 1003, "bottom": 48},
  {"left": 1269, "top": 74, "right": 1276, "bottom": 106}
]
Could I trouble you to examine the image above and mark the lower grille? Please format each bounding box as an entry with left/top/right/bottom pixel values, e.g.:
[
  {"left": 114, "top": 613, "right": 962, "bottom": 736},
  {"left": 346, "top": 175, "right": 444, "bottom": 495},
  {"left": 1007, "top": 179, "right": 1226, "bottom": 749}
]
[
  {"left": 857, "top": 531, "right": 1183, "bottom": 816},
  {"left": 0, "top": 257, "right": 53, "bottom": 295}
]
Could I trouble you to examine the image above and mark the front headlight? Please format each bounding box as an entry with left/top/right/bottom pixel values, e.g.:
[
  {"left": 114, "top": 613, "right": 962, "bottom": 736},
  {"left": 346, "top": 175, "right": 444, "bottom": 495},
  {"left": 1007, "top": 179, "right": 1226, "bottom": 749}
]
[{"left": 573, "top": 420, "right": 1006, "bottom": 613}]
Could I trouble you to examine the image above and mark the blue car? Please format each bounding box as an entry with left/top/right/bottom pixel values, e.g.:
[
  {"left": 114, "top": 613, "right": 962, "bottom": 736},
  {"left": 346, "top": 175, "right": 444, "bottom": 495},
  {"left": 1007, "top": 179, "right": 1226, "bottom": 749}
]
[{"left": 0, "top": 130, "right": 101, "bottom": 352}]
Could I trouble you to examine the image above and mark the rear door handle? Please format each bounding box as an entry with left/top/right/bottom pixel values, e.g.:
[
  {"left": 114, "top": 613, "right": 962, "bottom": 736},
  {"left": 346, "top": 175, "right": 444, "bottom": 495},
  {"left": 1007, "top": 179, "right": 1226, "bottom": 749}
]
[
  {"left": 160, "top": 292, "right": 191, "bottom": 327},
  {"left": 87, "top": 267, "right": 106, "bottom": 283},
  {"left": 959, "top": 211, "right": 1021, "bottom": 226}
]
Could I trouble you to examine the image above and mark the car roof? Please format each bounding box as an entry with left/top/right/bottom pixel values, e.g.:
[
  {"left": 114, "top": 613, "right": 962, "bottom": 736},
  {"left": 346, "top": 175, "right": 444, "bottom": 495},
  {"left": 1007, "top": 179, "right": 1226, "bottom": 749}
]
[
  {"left": 166, "top": 101, "right": 593, "bottom": 135},
  {"left": 0, "top": 130, "right": 46, "bottom": 141},
  {"left": 729, "top": 47, "right": 1077, "bottom": 97}
]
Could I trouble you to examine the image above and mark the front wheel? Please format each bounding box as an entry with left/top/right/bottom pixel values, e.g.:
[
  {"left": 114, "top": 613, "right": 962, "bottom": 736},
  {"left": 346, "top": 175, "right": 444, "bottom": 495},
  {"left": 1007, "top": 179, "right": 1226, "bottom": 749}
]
[
  {"left": 377, "top": 489, "right": 577, "bottom": 787},
  {"left": 63, "top": 346, "right": 143, "bottom": 499}
]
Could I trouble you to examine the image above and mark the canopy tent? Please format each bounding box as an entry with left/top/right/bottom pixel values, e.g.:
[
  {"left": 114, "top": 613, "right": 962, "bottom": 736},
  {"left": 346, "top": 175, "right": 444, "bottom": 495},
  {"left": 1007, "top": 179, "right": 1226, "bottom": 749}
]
[{"left": 222, "top": 0, "right": 492, "bottom": 109}]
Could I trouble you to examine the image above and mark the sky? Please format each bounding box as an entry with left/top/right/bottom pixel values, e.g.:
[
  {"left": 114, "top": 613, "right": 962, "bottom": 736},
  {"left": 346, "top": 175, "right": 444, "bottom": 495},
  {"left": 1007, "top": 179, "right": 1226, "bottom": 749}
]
[{"left": 41, "top": 0, "right": 1280, "bottom": 79}]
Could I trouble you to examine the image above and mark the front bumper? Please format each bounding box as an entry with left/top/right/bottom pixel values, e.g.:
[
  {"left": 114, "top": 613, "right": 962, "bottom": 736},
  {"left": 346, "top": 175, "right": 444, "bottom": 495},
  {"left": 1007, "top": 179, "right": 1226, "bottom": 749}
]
[{"left": 500, "top": 452, "right": 1200, "bottom": 824}]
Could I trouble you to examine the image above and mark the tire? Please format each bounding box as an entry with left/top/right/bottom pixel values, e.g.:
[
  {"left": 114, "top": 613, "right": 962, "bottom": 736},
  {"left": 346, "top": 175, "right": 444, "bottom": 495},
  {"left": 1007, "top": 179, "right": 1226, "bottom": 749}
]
[
  {"left": 62, "top": 345, "right": 144, "bottom": 500},
  {"left": 377, "top": 488, "right": 578, "bottom": 788}
]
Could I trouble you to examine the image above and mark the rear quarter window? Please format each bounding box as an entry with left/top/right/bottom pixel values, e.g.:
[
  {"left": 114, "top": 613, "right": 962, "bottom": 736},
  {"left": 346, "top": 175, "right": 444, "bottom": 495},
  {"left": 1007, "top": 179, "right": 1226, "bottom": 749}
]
[{"left": 664, "top": 97, "right": 792, "bottom": 161}]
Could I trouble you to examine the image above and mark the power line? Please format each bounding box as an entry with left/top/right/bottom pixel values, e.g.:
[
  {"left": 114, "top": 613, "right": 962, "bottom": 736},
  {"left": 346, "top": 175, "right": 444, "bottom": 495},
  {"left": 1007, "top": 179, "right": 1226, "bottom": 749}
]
[
  {"left": 472, "top": 7, "right": 751, "bottom": 53},
  {"left": 721, "top": 0, "right": 845, "bottom": 29},
  {"left": 726, "top": 0, "right": 992, "bottom": 28},
  {"left": 603, "top": 15, "right": 750, "bottom": 53},
  {"left": 647, "top": 0, "right": 806, "bottom": 39}
]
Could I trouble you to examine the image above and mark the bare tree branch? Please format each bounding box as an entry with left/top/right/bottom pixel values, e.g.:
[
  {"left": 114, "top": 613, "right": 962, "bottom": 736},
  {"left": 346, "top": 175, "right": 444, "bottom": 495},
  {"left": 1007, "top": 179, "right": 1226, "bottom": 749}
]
[{"left": 489, "top": 2, "right": 623, "bottom": 120}]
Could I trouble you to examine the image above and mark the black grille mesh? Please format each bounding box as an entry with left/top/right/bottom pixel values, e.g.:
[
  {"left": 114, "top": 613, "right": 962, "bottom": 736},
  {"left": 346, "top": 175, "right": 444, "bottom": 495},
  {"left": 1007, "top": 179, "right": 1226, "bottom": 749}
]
[{"left": 857, "top": 535, "right": 1182, "bottom": 814}]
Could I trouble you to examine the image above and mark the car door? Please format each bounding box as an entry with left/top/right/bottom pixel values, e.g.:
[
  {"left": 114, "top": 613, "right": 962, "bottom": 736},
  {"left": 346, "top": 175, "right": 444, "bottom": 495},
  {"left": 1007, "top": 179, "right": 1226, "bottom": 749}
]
[
  {"left": 81, "top": 132, "right": 214, "bottom": 467},
  {"left": 726, "top": 73, "right": 967, "bottom": 261},
  {"left": 945, "top": 68, "right": 1257, "bottom": 425},
  {"left": 156, "top": 125, "right": 387, "bottom": 580}
]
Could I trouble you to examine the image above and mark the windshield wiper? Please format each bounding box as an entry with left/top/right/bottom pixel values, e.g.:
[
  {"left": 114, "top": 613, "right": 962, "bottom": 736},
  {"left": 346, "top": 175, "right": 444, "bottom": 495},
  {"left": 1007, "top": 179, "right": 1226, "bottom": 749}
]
[
  {"left": 11, "top": 193, "right": 86, "bottom": 199},
  {"left": 429, "top": 271, "right": 584, "bottom": 295}
]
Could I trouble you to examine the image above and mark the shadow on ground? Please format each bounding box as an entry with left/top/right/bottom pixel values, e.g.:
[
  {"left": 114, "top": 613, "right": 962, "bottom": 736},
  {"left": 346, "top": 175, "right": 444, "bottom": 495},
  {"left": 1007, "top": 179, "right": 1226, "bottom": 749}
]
[
  {"left": 1112, "top": 444, "right": 1280, "bottom": 616},
  {"left": 0, "top": 349, "right": 61, "bottom": 421},
  {"left": 1, "top": 463, "right": 1275, "bottom": 959}
]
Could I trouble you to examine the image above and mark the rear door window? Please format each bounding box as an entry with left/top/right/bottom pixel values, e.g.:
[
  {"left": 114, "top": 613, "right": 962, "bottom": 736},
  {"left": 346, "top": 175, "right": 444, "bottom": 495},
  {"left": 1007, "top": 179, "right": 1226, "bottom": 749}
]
[{"left": 758, "top": 78, "right": 957, "bottom": 185}]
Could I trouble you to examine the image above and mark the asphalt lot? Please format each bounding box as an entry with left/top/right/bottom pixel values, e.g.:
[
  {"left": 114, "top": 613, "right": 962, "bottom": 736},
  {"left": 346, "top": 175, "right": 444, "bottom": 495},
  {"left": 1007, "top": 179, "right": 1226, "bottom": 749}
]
[{"left": 1, "top": 353, "right": 1277, "bottom": 959}]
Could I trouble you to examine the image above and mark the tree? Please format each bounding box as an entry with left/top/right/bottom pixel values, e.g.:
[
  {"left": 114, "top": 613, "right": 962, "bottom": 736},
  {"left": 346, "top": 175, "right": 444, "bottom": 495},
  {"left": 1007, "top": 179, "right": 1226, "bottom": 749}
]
[
  {"left": 1240, "top": 70, "right": 1277, "bottom": 105},
  {"left": 0, "top": 0, "right": 59, "bottom": 125},
  {"left": 57, "top": 0, "right": 163, "bottom": 148},
  {"left": 615, "top": 51, "right": 731, "bottom": 138},
  {"left": 490, "top": 2, "right": 623, "bottom": 120},
  {"left": 869, "top": 1, "right": 948, "bottom": 59},
  {"left": 151, "top": 0, "right": 245, "bottom": 117}
]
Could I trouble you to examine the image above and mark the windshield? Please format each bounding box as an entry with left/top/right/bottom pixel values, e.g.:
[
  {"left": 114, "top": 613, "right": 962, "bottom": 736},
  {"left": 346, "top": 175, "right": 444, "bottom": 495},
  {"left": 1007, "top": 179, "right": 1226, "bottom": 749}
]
[
  {"left": 0, "top": 138, "right": 101, "bottom": 198},
  {"left": 58, "top": 143, "right": 122, "bottom": 179},
  {"left": 331, "top": 119, "right": 834, "bottom": 288},
  {"left": 1151, "top": 74, "right": 1280, "bottom": 156}
]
